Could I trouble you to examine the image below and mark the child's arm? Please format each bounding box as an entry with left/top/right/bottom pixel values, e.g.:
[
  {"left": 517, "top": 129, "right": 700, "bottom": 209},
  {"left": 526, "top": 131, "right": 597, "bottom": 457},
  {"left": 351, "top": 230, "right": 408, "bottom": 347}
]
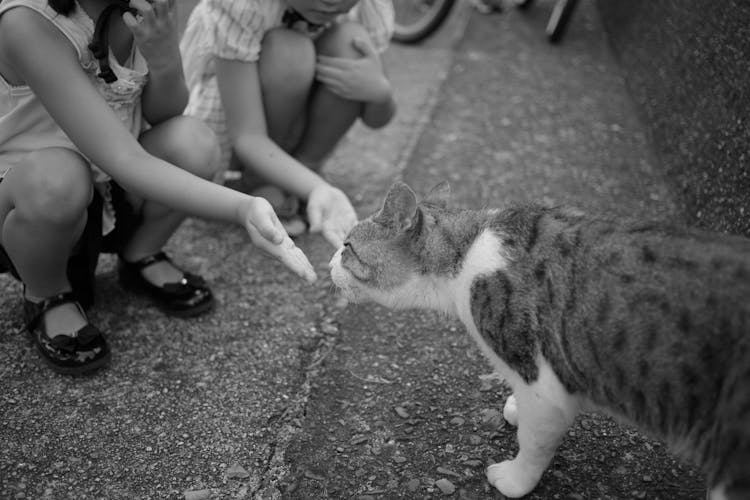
[
  {"left": 0, "top": 8, "right": 316, "bottom": 282},
  {"left": 123, "top": 0, "right": 189, "bottom": 124},
  {"left": 315, "top": 37, "right": 396, "bottom": 129},
  {"left": 215, "top": 58, "right": 358, "bottom": 248}
]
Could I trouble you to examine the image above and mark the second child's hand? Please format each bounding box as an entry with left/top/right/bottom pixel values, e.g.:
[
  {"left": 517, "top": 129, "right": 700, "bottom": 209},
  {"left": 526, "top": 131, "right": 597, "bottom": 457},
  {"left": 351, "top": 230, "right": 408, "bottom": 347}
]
[{"left": 122, "top": 0, "right": 180, "bottom": 69}]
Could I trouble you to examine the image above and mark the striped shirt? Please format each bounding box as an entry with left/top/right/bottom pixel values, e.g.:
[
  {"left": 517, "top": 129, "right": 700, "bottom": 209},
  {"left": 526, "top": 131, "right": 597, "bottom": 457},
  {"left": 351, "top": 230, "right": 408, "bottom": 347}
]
[{"left": 180, "top": 0, "right": 394, "bottom": 170}]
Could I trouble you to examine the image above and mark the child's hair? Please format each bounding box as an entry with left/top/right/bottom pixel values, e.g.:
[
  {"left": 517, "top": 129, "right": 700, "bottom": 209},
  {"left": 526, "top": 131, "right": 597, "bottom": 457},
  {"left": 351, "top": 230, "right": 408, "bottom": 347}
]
[{"left": 49, "top": 0, "right": 75, "bottom": 15}]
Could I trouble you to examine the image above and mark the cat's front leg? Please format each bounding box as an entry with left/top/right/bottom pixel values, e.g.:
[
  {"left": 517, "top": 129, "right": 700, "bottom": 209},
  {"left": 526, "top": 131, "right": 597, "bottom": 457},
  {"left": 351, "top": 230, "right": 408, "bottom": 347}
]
[{"left": 487, "top": 362, "right": 579, "bottom": 498}]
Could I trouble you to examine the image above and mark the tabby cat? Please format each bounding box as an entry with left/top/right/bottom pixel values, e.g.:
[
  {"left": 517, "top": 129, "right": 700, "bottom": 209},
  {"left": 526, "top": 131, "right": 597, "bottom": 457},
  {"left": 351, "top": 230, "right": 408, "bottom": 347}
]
[{"left": 329, "top": 181, "right": 750, "bottom": 499}]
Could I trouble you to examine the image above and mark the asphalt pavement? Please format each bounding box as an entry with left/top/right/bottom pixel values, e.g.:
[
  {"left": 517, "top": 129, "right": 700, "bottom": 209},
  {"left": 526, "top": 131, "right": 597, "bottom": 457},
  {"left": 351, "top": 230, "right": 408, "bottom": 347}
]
[{"left": 1, "top": 1, "right": 705, "bottom": 499}]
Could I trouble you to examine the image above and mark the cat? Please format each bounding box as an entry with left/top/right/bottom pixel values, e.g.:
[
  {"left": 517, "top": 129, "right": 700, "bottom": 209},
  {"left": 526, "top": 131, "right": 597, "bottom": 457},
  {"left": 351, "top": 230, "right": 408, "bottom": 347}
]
[{"left": 329, "top": 181, "right": 750, "bottom": 499}]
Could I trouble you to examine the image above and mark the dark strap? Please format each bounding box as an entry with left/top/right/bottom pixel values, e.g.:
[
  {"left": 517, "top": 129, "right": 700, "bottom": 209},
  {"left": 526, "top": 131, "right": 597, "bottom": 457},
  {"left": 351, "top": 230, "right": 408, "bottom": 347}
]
[
  {"left": 88, "top": 2, "right": 136, "bottom": 83},
  {"left": 123, "top": 251, "right": 171, "bottom": 270},
  {"left": 25, "top": 291, "right": 85, "bottom": 331}
]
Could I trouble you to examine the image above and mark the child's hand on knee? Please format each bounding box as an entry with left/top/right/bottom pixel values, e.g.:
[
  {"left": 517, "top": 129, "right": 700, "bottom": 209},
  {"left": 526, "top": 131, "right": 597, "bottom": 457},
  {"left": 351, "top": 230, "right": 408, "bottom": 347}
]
[
  {"left": 306, "top": 184, "right": 358, "bottom": 248},
  {"left": 315, "top": 38, "right": 392, "bottom": 104},
  {"left": 241, "top": 196, "right": 317, "bottom": 283}
]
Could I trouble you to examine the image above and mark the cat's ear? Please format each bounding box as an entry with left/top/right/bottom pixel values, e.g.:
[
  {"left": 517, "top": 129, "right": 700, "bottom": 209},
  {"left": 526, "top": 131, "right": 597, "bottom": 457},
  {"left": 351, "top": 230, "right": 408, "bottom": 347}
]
[
  {"left": 375, "top": 182, "right": 418, "bottom": 231},
  {"left": 424, "top": 181, "right": 451, "bottom": 208}
]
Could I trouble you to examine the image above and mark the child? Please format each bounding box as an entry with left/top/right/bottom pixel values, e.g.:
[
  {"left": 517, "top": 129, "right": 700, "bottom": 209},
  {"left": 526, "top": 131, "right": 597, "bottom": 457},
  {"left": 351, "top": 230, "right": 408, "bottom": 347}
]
[
  {"left": 0, "top": 0, "right": 317, "bottom": 375},
  {"left": 180, "top": 0, "right": 395, "bottom": 248}
]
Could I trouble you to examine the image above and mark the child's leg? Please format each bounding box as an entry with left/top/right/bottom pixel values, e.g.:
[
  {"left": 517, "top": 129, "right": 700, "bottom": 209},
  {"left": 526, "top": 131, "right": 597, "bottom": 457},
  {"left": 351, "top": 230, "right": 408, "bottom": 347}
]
[
  {"left": 291, "top": 22, "right": 373, "bottom": 171},
  {"left": 120, "top": 116, "right": 219, "bottom": 287},
  {"left": 258, "top": 27, "right": 316, "bottom": 153},
  {"left": 0, "top": 148, "right": 92, "bottom": 333}
]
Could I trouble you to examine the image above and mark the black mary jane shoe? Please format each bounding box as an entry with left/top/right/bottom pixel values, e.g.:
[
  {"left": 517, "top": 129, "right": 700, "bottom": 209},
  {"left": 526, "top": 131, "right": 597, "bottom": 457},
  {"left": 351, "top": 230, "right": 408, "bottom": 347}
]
[
  {"left": 117, "top": 251, "right": 215, "bottom": 318},
  {"left": 24, "top": 292, "right": 111, "bottom": 375}
]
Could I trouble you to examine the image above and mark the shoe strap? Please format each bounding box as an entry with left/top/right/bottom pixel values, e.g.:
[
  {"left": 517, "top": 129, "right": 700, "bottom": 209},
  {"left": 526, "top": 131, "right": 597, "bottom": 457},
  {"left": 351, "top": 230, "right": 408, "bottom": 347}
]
[
  {"left": 124, "top": 251, "right": 171, "bottom": 271},
  {"left": 25, "top": 291, "right": 85, "bottom": 331}
]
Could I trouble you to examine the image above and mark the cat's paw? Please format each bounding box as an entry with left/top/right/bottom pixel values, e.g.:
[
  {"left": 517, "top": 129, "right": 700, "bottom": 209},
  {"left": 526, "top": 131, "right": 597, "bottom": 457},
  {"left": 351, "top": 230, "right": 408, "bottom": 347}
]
[
  {"left": 486, "top": 460, "right": 540, "bottom": 498},
  {"left": 503, "top": 395, "right": 518, "bottom": 426}
]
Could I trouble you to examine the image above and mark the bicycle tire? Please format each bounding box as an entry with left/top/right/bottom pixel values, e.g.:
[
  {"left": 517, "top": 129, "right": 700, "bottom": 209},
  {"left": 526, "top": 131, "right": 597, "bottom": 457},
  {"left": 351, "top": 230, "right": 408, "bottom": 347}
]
[
  {"left": 392, "top": 0, "right": 457, "bottom": 44},
  {"left": 511, "top": 0, "right": 534, "bottom": 10},
  {"left": 546, "top": 0, "right": 578, "bottom": 43}
]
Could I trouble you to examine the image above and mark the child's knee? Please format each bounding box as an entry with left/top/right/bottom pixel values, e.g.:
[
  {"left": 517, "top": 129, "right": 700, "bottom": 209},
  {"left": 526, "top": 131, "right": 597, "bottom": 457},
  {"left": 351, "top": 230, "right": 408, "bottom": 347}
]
[
  {"left": 317, "top": 22, "right": 370, "bottom": 58},
  {"left": 260, "top": 28, "right": 316, "bottom": 88},
  {"left": 17, "top": 148, "right": 92, "bottom": 223},
  {"left": 178, "top": 118, "right": 221, "bottom": 179},
  {"left": 151, "top": 116, "right": 220, "bottom": 180}
]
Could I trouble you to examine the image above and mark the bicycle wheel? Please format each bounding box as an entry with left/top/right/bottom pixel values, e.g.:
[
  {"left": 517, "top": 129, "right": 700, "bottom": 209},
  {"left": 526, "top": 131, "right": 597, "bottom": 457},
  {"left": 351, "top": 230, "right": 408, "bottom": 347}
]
[
  {"left": 392, "top": 0, "right": 457, "bottom": 44},
  {"left": 511, "top": 0, "right": 534, "bottom": 10},
  {"left": 546, "top": 0, "right": 578, "bottom": 43}
]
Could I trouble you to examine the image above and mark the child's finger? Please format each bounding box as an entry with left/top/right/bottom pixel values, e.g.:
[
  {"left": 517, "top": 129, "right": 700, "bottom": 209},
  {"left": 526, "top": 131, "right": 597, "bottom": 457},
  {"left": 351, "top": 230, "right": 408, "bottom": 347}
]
[
  {"left": 351, "top": 37, "right": 375, "bottom": 57},
  {"left": 246, "top": 226, "right": 317, "bottom": 283},
  {"left": 322, "top": 227, "right": 345, "bottom": 249},
  {"left": 275, "top": 239, "right": 318, "bottom": 283},
  {"left": 316, "top": 55, "right": 356, "bottom": 70},
  {"left": 244, "top": 198, "right": 286, "bottom": 244},
  {"left": 315, "top": 63, "right": 345, "bottom": 81},
  {"left": 252, "top": 214, "right": 285, "bottom": 245},
  {"left": 307, "top": 204, "right": 324, "bottom": 233},
  {"left": 129, "top": 0, "right": 154, "bottom": 15},
  {"left": 122, "top": 11, "right": 141, "bottom": 30}
]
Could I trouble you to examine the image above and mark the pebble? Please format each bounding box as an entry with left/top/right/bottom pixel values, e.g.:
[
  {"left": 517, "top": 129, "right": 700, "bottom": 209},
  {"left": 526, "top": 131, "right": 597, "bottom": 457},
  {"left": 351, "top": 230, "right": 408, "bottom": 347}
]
[
  {"left": 225, "top": 463, "right": 250, "bottom": 479},
  {"left": 184, "top": 490, "right": 212, "bottom": 500},
  {"left": 468, "top": 434, "right": 483, "bottom": 445},
  {"left": 437, "top": 466, "right": 461, "bottom": 478},
  {"left": 435, "top": 478, "right": 456, "bottom": 494},
  {"left": 394, "top": 406, "right": 410, "bottom": 418},
  {"left": 406, "top": 478, "right": 420, "bottom": 491},
  {"left": 350, "top": 436, "right": 369, "bottom": 445}
]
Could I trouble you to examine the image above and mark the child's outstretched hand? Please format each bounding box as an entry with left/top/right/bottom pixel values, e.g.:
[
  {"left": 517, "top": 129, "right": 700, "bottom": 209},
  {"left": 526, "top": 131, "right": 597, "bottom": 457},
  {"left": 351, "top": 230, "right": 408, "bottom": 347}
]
[
  {"left": 315, "top": 37, "right": 392, "bottom": 104},
  {"left": 242, "top": 197, "right": 317, "bottom": 283},
  {"left": 306, "top": 184, "right": 357, "bottom": 248}
]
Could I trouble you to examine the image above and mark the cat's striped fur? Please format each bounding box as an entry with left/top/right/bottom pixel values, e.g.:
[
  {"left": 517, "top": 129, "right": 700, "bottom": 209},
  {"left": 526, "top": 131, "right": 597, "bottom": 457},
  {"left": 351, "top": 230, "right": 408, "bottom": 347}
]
[{"left": 330, "top": 182, "right": 750, "bottom": 499}]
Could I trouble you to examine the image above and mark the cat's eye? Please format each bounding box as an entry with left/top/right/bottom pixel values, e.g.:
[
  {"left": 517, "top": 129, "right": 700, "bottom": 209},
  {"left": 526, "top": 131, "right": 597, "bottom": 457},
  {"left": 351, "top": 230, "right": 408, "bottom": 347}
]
[{"left": 342, "top": 241, "right": 361, "bottom": 262}]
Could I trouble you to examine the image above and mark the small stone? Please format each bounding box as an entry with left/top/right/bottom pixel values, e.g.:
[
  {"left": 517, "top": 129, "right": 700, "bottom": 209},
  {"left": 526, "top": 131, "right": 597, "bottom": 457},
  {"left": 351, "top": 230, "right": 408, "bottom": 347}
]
[
  {"left": 226, "top": 463, "right": 250, "bottom": 479},
  {"left": 479, "top": 409, "right": 504, "bottom": 430},
  {"left": 393, "top": 456, "right": 407, "bottom": 464},
  {"left": 350, "top": 435, "right": 369, "bottom": 445},
  {"left": 435, "top": 478, "right": 456, "bottom": 494},
  {"left": 406, "top": 479, "right": 420, "bottom": 491},
  {"left": 437, "top": 466, "right": 461, "bottom": 478},
  {"left": 394, "top": 406, "right": 410, "bottom": 418},
  {"left": 450, "top": 417, "right": 465, "bottom": 426},
  {"left": 464, "top": 459, "right": 483, "bottom": 467},
  {"left": 321, "top": 323, "right": 338, "bottom": 335},
  {"left": 468, "top": 434, "right": 483, "bottom": 445},
  {"left": 642, "top": 475, "right": 652, "bottom": 482},
  {"left": 184, "top": 490, "right": 212, "bottom": 500}
]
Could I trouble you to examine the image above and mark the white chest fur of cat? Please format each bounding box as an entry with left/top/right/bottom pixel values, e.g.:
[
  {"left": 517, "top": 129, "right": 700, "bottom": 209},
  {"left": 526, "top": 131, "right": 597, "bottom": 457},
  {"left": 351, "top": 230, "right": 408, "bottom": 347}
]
[{"left": 330, "top": 182, "right": 750, "bottom": 499}]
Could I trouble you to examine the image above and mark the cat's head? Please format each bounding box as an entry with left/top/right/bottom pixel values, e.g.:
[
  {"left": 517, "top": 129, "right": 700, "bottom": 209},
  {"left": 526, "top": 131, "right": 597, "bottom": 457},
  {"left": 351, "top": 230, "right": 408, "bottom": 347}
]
[{"left": 329, "top": 181, "right": 460, "bottom": 311}]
